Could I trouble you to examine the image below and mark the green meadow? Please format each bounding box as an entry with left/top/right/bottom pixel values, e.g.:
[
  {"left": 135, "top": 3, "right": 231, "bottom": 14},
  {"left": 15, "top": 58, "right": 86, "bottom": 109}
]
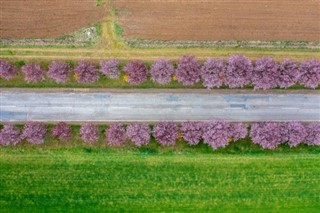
[{"left": 1, "top": 147, "right": 319, "bottom": 212}]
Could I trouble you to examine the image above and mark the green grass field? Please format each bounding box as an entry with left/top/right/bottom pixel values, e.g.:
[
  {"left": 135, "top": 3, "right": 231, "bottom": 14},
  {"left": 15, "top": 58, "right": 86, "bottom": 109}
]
[
  {"left": 0, "top": 125, "right": 319, "bottom": 212},
  {"left": 0, "top": 148, "right": 319, "bottom": 212}
]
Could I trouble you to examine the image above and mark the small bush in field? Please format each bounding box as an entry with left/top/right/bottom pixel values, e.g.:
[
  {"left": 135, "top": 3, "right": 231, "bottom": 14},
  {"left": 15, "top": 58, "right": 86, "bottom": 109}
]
[
  {"left": 176, "top": 55, "right": 201, "bottom": 85},
  {"left": 106, "top": 123, "right": 126, "bottom": 146},
  {"left": 304, "top": 123, "right": 320, "bottom": 146},
  {"left": 299, "top": 59, "right": 320, "bottom": 89},
  {"left": 252, "top": 57, "right": 278, "bottom": 90},
  {"left": 250, "top": 122, "right": 282, "bottom": 149},
  {"left": 153, "top": 122, "right": 178, "bottom": 146},
  {"left": 0, "top": 124, "right": 21, "bottom": 146},
  {"left": 80, "top": 123, "right": 99, "bottom": 143},
  {"left": 22, "top": 122, "right": 46, "bottom": 144},
  {"left": 225, "top": 55, "right": 253, "bottom": 88},
  {"left": 150, "top": 59, "right": 175, "bottom": 84},
  {"left": 230, "top": 123, "right": 248, "bottom": 141},
  {"left": 0, "top": 60, "right": 18, "bottom": 80},
  {"left": 277, "top": 59, "right": 300, "bottom": 88},
  {"left": 21, "top": 63, "right": 46, "bottom": 83},
  {"left": 51, "top": 122, "right": 72, "bottom": 141},
  {"left": 74, "top": 61, "right": 99, "bottom": 83},
  {"left": 47, "top": 61, "right": 71, "bottom": 83},
  {"left": 201, "top": 58, "right": 225, "bottom": 89},
  {"left": 126, "top": 123, "right": 150, "bottom": 147},
  {"left": 202, "top": 120, "right": 231, "bottom": 150},
  {"left": 100, "top": 59, "right": 120, "bottom": 79},
  {"left": 124, "top": 61, "right": 148, "bottom": 85},
  {"left": 180, "top": 122, "right": 203, "bottom": 145}
]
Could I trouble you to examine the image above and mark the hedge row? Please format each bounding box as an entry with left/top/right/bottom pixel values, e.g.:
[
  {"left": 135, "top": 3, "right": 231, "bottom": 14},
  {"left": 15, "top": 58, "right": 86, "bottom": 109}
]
[
  {"left": 1, "top": 121, "right": 319, "bottom": 150},
  {"left": 1, "top": 55, "right": 319, "bottom": 89}
]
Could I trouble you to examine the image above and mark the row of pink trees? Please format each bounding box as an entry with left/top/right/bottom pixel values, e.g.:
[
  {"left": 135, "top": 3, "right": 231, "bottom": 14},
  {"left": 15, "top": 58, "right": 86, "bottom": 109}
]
[
  {"left": 1, "top": 121, "right": 319, "bottom": 149},
  {"left": 1, "top": 56, "right": 319, "bottom": 88}
]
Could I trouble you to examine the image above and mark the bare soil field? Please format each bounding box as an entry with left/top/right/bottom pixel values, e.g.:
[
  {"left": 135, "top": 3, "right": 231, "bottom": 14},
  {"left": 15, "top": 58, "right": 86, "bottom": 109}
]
[
  {"left": 0, "top": 0, "right": 106, "bottom": 38},
  {"left": 114, "top": 0, "right": 320, "bottom": 41}
]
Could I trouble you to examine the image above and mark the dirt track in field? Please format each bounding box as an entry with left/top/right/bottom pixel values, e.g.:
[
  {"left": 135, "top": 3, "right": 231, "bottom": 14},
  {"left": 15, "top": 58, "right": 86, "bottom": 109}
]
[
  {"left": 0, "top": 0, "right": 106, "bottom": 38},
  {"left": 115, "top": 0, "right": 320, "bottom": 41}
]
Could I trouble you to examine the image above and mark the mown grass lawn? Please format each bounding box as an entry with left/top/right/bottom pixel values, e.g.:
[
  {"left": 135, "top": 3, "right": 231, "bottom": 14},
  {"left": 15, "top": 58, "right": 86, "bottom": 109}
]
[{"left": 0, "top": 147, "right": 319, "bottom": 212}]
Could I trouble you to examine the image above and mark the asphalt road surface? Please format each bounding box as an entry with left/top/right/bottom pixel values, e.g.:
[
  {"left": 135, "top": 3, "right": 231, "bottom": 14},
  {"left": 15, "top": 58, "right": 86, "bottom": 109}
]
[{"left": 1, "top": 92, "right": 319, "bottom": 122}]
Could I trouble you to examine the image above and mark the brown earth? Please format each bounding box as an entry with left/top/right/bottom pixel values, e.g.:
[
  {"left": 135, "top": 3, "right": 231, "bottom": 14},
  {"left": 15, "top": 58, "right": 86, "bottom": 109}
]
[
  {"left": 114, "top": 0, "right": 320, "bottom": 41},
  {"left": 0, "top": 0, "right": 106, "bottom": 38}
]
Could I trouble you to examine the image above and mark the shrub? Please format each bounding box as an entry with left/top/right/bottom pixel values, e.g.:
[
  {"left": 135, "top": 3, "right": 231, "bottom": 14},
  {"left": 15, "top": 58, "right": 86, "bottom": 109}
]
[
  {"left": 277, "top": 59, "right": 300, "bottom": 88},
  {"left": 0, "top": 124, "right": 21, "bottom": 146},
  {"left": 0, "top": 60, "right": 18, "bottom": 80},
  {"left": 126, "top": 123, "right": 150, "bottom": 147},
  {"left": 230, "top": 123, "right": 248, "bottom": 141},
  {"left": 22, "top": 122, "right": 46, "bottom": 144},
  {"left": 304, "top": 123, "right": 320, "bottom": 146},
  {"left": 180, "top": 122, "right": 203, "bottom": 145},
  {"left": 250, "top": 122, "right": 282, "bottom": 149},
  {"left": 153, "top": 122, "right": 178, "bottom": 145},
  {"left": 225, "top": 55, "right": 253, "bottom": 88},
  {"left": 252, "top": 57, "right": 278, "bottom": 90},
  {"left": 150, "top": 59, "right": 175, "bottom": 84},
  {"left": 100, "top": 59, "right": 120, "bottom": 79},
  {"left": 202, "top": 120, "right": 231, "bottom": 150},
  {"left": 47, "top": 61, "right": 71, "bottom": 83},
  {"left": 299, "top": 59, "right": 320, "bottom": 89},
  {"left": 21, "top": 63, "right": 46, "bottom": 83},
  {"left": 176, "top": 55, "right": 201, "bottom": 85},
  {"left": 51, "top": 122, "right": 72, "bottom": 141},
  {"left": 124, "top": 61, "right": 148, "bottom": 85},
  {"left": 201, "top": 58, "right": 225, "bottom": 89},
  {"left": 74, "top": 61, "right": 99, "bottom": 83},
  {"left": 80, "top": 123, "right": 99, "bottom": 143},
  {"left": 281, "top": 121, "right": 307, "bottom": 147},
  {"left": 106, "top": 123, "right": 126, "bottom": 146}
]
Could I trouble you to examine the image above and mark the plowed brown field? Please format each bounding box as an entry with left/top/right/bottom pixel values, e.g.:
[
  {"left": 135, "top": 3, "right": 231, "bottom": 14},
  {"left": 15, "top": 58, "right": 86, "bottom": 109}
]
[
  {"left": 0, "top": 0, "right": 106, "bottom": 38},
  {"left": 115, "top": 0, "right": 320, "bottom": 41}
]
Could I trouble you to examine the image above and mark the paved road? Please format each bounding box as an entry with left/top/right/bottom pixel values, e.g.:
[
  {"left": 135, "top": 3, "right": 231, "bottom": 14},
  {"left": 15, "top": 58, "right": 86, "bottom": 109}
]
[{"left": 1, "top": 92, "right": 319, "bottom": 122}]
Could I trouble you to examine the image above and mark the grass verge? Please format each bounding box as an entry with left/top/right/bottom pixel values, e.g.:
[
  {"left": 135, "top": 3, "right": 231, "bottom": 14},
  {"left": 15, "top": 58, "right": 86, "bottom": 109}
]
[{"left": 125, "top": 39, "right": 320, "bottom": 49}]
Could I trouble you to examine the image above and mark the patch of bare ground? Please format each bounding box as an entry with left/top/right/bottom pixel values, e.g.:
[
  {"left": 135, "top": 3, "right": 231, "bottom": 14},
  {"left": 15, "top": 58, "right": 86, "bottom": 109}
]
[
  {"left": 114, "top": 0, "right": 320, "bottom": 41},
  {"left": 0, "top": 0, "right": 106, "bottom": 38}
]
